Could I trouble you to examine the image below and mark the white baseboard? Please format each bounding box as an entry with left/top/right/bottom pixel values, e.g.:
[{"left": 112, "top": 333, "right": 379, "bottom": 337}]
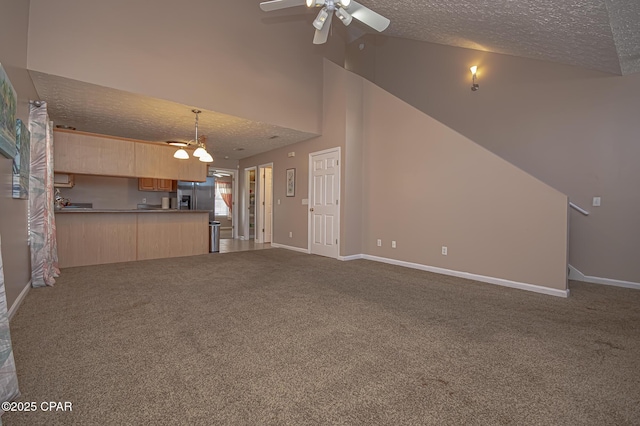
[
  {"left": 568, "top": 264, "right": 640, "bottom": 290},
  {"left": 8, "top": 280, "right": 31, "bottom": 321},
  {"left": 271, "top": 243, "right": 310, "bottom": 254},
  {"left": 338, "top": 254, "right": 364, "bottom": 261},
  {"left": 341, "top": 254, "right": 568, "bottom": 298}
]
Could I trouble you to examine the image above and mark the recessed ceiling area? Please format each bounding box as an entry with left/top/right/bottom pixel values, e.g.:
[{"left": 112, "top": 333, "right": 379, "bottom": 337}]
[{"left": 29, "top": 71, "right": 319, "bottom": 161}]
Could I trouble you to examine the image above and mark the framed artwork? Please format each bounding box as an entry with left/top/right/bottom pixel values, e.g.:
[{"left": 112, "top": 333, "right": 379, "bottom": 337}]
[
  {"left": 286, "top": 168, "right": 295, "bottom": 197},
  {"left": 12, "top": 119, "right": 30, "bottom": 199},
  {"left": 0, "top": 63, "right": 17, "bottom": 159}
]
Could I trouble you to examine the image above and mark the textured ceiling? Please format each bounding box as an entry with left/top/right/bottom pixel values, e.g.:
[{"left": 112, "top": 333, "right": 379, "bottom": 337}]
[
  {"left": 360, "top": 0, "right": 640, "bottom": 75},
  {"left": 30, "top": 72, "right": 318, "bottom": 161},
  {"left": 28, "top": 1, "right": 639, "bottom": 161}
]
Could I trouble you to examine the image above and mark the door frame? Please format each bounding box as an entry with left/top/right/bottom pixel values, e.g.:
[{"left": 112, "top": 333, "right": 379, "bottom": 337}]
[
  {"left": 307, "top": 147, "right": 341, "bottom": 258},
  {"left": 256, "top": 163, "right": 274, "bottom": 243},
  {"left": 243, "top": 166, "right": 257, "bottom": 240},
  {"left": 209, "top": 166, "right": 238, "bottom": 239}
]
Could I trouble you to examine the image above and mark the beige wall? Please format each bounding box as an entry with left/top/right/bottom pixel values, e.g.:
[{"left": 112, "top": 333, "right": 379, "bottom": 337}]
[
  {"left": 27, "top": 0, "right": 346, "bottom": 135},
  {"left": 0, "top": 0, "right": 37, "bottom": 311},
  {"left": 361, "top": 79, "right": 568, "bottom": 290},
  {"left": 347, "top": 35, "right": 640, "bottom": 283},
  {"left": 238, "top": 61, "right": 349, "bottom": 249},
  {"left": 240, "top": 61, "right": 568, "bottom": 291}
]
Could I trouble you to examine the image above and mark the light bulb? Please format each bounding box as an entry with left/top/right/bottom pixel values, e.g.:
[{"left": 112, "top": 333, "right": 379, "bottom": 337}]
[
  {"left": 307, "top": 0, "right": 325, "bottom": 7},
  {"left": 338, "top": 0, "right": 351, "bottom": 8},
  {"left": 335, "top": 7, "right": 352, "bottom": 25},
  {"left": 193, "top": 146, "right": 207, "bottom": 158},
  {"left": 313, "top": 8, "right": 329, "bottom": 30},
  {"left": 173, "top": 148, "right": 189, "bottom": 159},
  {"left": 470, "top": 65, "right": 478, "bottom": 75}
]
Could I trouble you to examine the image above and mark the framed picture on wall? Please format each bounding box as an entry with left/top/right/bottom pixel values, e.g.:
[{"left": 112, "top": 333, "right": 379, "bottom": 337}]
[
  {"left": 286, "top": 168, "right": 295, "bottom": 197},
  {"left": 0, "top": 63, "right": 18, "bottom": 159}
]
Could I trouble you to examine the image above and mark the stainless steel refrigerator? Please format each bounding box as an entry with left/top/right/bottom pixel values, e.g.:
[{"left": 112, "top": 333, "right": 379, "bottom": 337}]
[{"left": 177, "top": 178, "right": 216, "bottom": 223}]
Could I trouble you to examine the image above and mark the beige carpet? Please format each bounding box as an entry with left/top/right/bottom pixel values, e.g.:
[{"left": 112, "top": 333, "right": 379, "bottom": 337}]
[{"left": 4, "top": 249, "right": 640, "bottom": 425}]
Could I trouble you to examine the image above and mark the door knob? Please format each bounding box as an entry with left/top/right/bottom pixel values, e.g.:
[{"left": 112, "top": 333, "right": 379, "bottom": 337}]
[{"left": 310, "top": 208, "right": 314, "bottom": 212}]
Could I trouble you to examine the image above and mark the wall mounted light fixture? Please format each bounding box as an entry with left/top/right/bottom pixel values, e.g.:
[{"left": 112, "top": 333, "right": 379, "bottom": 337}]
[{"left": 470, "top": 65, "right": 479, "bottom": 91}]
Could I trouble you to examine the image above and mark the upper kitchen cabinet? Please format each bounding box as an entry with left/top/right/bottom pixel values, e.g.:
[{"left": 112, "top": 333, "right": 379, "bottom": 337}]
[
  {"left": 135, "top": 143, "right": 206, "bottom": 182},
  {"left": 53, "top": 129, "right": 206, "bottom": 181},
  {"left": 54, "top": 129, "right": 135, "bottom": 177}
]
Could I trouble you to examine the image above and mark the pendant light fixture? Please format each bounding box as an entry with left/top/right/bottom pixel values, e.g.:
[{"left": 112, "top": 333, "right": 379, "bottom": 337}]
[{"left": 173, "top": 109, "right": 214, "bottom": 163}]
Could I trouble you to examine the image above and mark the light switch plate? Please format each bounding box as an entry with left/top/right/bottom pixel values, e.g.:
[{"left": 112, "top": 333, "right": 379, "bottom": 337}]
[
  {"left": 592, "top": 196, "right": 601, "bottom": 207},
  {"left": 302, "top": 199, "right": 309, "bottom": 205}
]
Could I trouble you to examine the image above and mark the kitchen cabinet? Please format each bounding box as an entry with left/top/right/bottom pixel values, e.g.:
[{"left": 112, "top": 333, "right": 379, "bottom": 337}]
[
  {"left": 53, "top": 128, "right": 207, "bottom": 181},
  {"left": 138, "top": 178, "right": 175, "bottom": 192},
  {"left": 54, "top": 129, "right": 135, "bottom": 177},
  {"left": 135, "top": 142, "right": 206, "bottom": 182}
]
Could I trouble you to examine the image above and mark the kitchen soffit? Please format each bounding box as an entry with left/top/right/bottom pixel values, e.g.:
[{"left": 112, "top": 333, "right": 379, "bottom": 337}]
[{"left": 30, "top": 71, "right": 318, "bottom": 161}]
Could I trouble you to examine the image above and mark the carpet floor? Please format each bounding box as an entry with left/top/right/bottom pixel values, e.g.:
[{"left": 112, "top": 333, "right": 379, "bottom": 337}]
[{"left": 4, "top": 249, "right": 640, "bottom": 425}]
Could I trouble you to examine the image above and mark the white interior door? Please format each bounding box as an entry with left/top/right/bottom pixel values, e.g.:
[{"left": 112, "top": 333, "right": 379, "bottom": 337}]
[
  {"left": 309, "top": 148, "right": 340, "bottom": 258},
  {"left": 264, "top": 167, "right": 273, "bottom": 243},
  {"left": 257, "top": 164, "right": 273, "bottom": 243}
]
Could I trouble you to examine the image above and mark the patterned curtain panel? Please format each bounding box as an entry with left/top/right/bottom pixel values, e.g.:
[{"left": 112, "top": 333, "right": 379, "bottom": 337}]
[
  {"left": 0, "top": 234, "right": 20, "bottom": 414},
  {"left": 28, "top": 101, "right": 60, "bottom": 287}
]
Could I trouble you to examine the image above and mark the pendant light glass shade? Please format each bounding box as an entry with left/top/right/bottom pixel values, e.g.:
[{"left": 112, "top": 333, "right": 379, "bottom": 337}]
[
  {"left": 193, "top": 146, "right": 207, "bottom": 158},
  {"left": 174, "top": 148, "right": 189, "bottom": 159},
  {"left": 199, "top": 152, "right": 214, "bottom": 163}
]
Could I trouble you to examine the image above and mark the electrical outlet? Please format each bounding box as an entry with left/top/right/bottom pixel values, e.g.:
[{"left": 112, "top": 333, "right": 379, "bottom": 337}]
[
  {"left": 142, "top": 198, "right": 147, "bottom": 203},
  {"left": 377, "top": 239, "right": 382, "bottom": 247},
  {"left": 392, "top": 241, "right": 397, "bottom": 248},
  {"left": 592, "top": 196, "right": 601, "bottom": 207},
  {"left": 442, "top": 246, "right": 448, "bottom": 255},
  {"left": 289, "top": 231, "right": 293, "bottom": 238}
]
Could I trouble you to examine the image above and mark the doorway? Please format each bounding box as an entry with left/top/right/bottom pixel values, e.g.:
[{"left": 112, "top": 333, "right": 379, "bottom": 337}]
[
  {"left": 308, "top": 147, "right": 341, "bottom": 258},
  {"left": 257, "top": 163, "right": 274, "bottom": 243},
  {"left": 209, "top": 167, "right": 237, "bottom": 240}
]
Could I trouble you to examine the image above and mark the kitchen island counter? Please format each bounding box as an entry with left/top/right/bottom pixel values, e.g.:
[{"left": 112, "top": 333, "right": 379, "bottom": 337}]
[
  {"left": 56, "top": 210, "right": 209, "bottom": 267},
  {"left": 55, "top": 208, "right": 210, "bottom": 213}
]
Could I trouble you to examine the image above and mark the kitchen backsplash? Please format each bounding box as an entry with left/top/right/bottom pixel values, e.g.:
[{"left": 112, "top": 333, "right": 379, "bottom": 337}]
[{"left": 58, "top": 175, "right": 172, "bottom": 209}]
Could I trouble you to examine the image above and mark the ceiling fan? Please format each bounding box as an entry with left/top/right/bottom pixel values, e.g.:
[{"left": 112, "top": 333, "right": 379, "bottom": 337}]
[{"left": 259, "top": 0, "right": 390, "bottom": 45}]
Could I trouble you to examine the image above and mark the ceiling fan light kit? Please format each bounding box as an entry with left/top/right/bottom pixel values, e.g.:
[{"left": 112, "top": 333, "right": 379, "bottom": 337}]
[
  {"left": 335, "top": 7, "right": 353, "bottom": 25},
  {"left": 313, "top": 8, "right": 330, "bottom": 30},
  {"left": 260, "top": 0, "right": 390, "bottom": 44}
]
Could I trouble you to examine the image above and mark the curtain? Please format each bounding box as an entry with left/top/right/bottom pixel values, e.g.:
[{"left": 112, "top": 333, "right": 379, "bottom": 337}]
[
  {"left": 216, "top": 181, "right": 232, "bottom": 218},
  {"left": 0, "top": 234, "right": 20, "bottom": 413},
  {"left": 28, "top": 101, "right": 59, "bottom": 287}
]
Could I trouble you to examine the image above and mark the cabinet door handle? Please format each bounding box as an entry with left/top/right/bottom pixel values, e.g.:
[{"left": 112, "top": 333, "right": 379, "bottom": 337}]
[{"left": 310, "top": 208, "right": 314, "bottom": 212}]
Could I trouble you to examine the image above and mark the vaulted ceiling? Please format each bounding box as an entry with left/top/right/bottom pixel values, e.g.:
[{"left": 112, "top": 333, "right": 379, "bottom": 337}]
[
  {"left": 27, "top": 0, "right": 640, "bottom": 160},
  {"left": 361, "top": 0, "right": 640, "bottom": 75}
]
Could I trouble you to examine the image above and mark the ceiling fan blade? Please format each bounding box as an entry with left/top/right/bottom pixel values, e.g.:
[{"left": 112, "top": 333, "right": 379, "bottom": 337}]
[
  {"left": 348, "top": 1, "right": 390, "bottom": 32},
  {"left": 260, "top": 0, "right": 306, "bottom": 12},
  {"left": 313, "top": 11, "right": 333, "bottom": 44}
]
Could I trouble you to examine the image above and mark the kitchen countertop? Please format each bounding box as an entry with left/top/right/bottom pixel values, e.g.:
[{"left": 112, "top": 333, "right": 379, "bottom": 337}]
[{"left": 55, "top": 208, "right": 210, "bottom": 213}]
